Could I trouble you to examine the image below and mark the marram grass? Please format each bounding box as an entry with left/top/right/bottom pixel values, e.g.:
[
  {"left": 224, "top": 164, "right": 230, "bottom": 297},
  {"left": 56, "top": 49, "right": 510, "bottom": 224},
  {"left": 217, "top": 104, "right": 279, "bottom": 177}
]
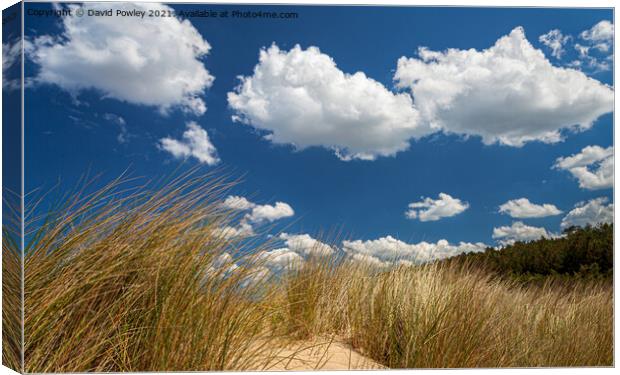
[
  {"left": 22, "top": 171, "right": 288, "bottom": 372},
  {"left": 2, "top": 171, "right": 612, "bottom": 372},
  {"left": 286, "top": 260, "right": 613, "bottom": 368},
  {"left": 2, "top": 199, "right": 22, "bottom": 372}
]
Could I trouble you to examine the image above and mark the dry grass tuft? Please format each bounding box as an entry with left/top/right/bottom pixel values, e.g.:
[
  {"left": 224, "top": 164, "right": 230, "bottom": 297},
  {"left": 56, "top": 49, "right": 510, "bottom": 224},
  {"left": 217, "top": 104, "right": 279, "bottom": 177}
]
[
  {"left": 276, "top": 259, "right": 613, "bottom": 368},
  {"left": 23, "top": 171, "right": 285, "bottom": 372},
  {"left": 5, "top": 171, "right": 613, "bottom": 371},
  {"left": 2, "top": 198, "right": 22, "bottom": 372}
]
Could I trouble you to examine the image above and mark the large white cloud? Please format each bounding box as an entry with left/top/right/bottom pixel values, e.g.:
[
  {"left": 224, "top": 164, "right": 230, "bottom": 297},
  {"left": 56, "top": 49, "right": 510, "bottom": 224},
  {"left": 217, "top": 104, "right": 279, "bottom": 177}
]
[
  {"left": 561, "top": 197, "right": 613, "bottom": 229},
  {"left": 228, "top": 27, "right": 612, "bottom": 161},
  {"left": 343, "top": 235, "right": 487, "bottom": 266},
  {"left": 498, "top": 198, "right": 562, "bottom": 218},
  {"left": 227, "top": 44, "right": 424, "bottom": 161},
  {"left": 405, "top": 193, "right": 469, "bottom": 222},
  {"left": 492, "top": 221, "right": 556, "bottom": 246},
  {"left": 159, "top": 122, "right": 220, "bottom": 165},
  {"left": 28, "top": 3, "right": 214, "bottom": 115},
  {"left": 395, "top": 27, "right": 613, "bottom": 147},
  {"left": 553, "top": 145, "right": 613, "bottom": 190}
]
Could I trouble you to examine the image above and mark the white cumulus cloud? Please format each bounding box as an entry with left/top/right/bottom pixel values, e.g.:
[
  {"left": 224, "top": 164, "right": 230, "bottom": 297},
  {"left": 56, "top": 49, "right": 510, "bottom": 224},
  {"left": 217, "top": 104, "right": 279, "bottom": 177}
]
[
  {"left": 28, "top": 3, "right": 214, "bottom": 115},
  {"left": 247, "top": 202, "right": 295, "bottom": 224},
  {"left": 221, "top": 196, "right": 296, "bottom": 224},
  {"left": 580, "top": 20, "right": 614, "bottom": 51},
  {"left": 405, "top": 193, "right": 469, "bottom": 222},
  {"left": 215, "top": 196, "right": 295, "bottom": 239},
  {"left": 159, "top": 122, "right": 220, "bottom": 165},
  {"left": 212, "top": 222, "right": 255, "bottom": 240},
  {"left": 561, "top": 197, "right": 613, "bottom": 229},
  {"left": 258, "top": 248, "right": 304, "bottom": 271},
  {"left": 498, "top": 198, "right": 562, "bottom": 218},
  {"left": 228, "top": 27, "right": 612, "bottom": 161},
  {"left": 538, "top": 29, "right": 571, "bottom": 59},
  {"left": 492, "top": 221, "right": 557, "bottom": 246},
  {"left": 232, "top": 233, "right": 332, "bottom": 280},
  {"left": 343, "top": 235, "right": 487, "bottom": 265},
  {"left": 349, "top": 253, "right": 389, "bottom": 268},
  {"left": 248, "top": 233, "right": 332, "bottom": 275},
  {"left": 227, "top": 44, "right": 423, "bottom": 161},
  {"left": 553, "top": 145, "right": 613, "bottom": 190},
  {"left": 395, "top": 27, "right": 613, "bottom": 147},
  {"left": 568, "top": 21, "right": 614, "bottom": 73},
  {"left": 278, "top": 233, "right": 334, "bottom": 257},
  {"left": 222, "top": 195, "right": 256, "bottom": 211}
]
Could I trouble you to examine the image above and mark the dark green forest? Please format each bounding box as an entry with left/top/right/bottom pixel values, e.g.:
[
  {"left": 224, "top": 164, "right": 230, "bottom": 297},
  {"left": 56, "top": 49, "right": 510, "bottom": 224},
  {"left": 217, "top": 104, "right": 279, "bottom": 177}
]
[{"left": 444, "top": 224, "right": 613, "bottom": 282}]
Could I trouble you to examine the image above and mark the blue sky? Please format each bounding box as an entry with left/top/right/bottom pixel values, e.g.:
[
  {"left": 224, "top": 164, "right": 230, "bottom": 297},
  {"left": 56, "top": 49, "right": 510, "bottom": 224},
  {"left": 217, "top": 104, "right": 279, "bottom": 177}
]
[
  {"left": 11, "top": 2, "right": 614, "bottom": 263},
  {"left": 2, "top": 2, "right": 21, "bottom": 207}
]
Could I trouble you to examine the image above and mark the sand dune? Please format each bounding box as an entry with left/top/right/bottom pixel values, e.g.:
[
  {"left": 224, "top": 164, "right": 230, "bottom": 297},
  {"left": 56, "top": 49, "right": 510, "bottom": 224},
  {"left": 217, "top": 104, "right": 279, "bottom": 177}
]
[{"left": 259, "top": 338, "right": 384, "bottom": 371}]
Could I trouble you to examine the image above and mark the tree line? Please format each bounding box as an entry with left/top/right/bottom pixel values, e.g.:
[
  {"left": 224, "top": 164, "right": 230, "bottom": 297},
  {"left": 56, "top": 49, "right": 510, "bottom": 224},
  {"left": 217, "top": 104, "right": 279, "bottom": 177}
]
[{"left": 443, "top": 223, "right": 612, "bottom": 282}]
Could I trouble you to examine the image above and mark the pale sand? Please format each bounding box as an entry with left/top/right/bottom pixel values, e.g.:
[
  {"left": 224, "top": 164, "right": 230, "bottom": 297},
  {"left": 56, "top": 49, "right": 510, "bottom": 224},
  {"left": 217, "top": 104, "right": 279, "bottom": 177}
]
[{"left": 255, "top": 338, "right": 384, "bottom": 371}]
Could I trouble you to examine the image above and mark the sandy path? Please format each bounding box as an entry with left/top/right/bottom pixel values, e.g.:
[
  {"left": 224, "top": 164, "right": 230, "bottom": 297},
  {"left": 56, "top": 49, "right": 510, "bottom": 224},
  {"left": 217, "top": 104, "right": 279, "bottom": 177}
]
[{"left": 259, "top": 338, "right": 384, "bottom": 371}]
